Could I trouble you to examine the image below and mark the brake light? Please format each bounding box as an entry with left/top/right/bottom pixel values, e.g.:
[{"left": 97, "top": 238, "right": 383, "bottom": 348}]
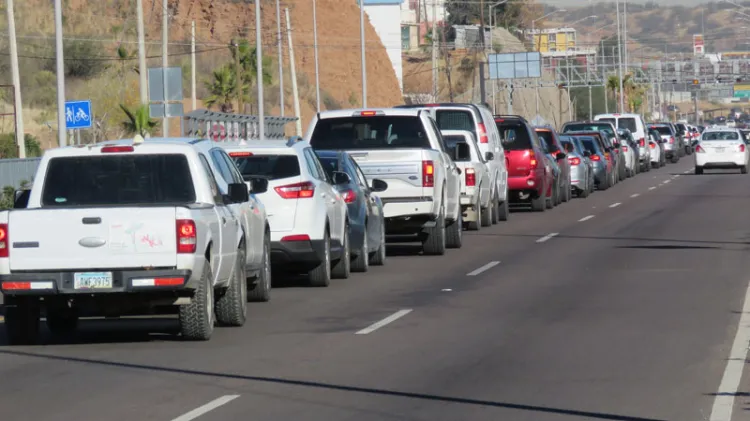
[
  {"left": 0, "top": 223, "right": 7, "bottom": 258},
  {"left": 360, "top": 110, "right": 377, "bottom": 116},
  {"left": 281, "top": 234, "right": 311, "bottom": 242},
  {"left": 465, "top": 168, "right": 476, "bottom": 186},
  {"left": 695, "top": 144, "right": 705, "bottom": 153},
  {"left": 229, "top": 151, "right": 253, "bottom": 157},
  {"left": 422, "top": 160, "right": 434, "bottom": 187},
  {"left": 340, "top": 189, "right": 356, "bottom": 203},
  {"left": 569, "top": 157, "right": 581, "bottom": 166},
  {"left": 529, "top": 151, "right": 538, "bottom": 168},
  {"left": 669, "top": 137, "right": 675, "bottom": 144},
  {"left": 740, "top": 144, "right": 746, "bottom": 153},
  {"left": 639, "top": 138, "right": 645, "bottom": 147},
  {"left": 622, "top": 146, "right": 628, "bottom": 152},
  {"left": 176, "top": 219, "right": 196, "bottom": 254},
  {"left": 649, "top": 142, "right": 656, "bottom": 149},
  {"left": 590, "top": 154, "right": 601, "bottom": 161},
  {"left": 275, "top": 181, "right": 315, "bottom": 199},
  {"left": 477, "top": 123, "right": 489, "bottom": 144},
  {"left": 101, "top": 146, "right": 134, "bottom": 153}
]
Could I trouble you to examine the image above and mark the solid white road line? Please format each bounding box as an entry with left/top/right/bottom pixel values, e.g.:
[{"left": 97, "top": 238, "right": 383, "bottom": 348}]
[
  {"left": 171, "top": 395, "right": 240, "bottom": 421},
  {"left": 467, "top": 261, "right": 501, "bottom": 276},
  {"left": 630, "top": 193, "right": 640, "bottom": 198},
  {"left": 663, "top": 180, "right": 671, "bottom": 184},
  {"left": 648, "top": 186, "right": 657, "bottom": 190},
  {"left": 684, "top": 169, "right": 691, "bottom": 174},
  {"left": 709, "top": 280, "right": 750, "bottom": 421},
  {"left": 536, "top": 233, "right": 559, "bottom": 243},
  {"left": 578, "top": 215, "right": 595, "bottom": 222},
  {"left": 356, "top": 310, "right": 413, "bottom": 335},
  {"left": 609, "top": 202, "right": 621, "bottom": 208}
]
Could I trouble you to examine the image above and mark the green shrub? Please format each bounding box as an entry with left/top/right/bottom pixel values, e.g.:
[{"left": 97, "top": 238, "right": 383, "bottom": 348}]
[
  {"left": 43, "top": 39, "right": 107, "bottom": 78},
  {"left": 322, "top": 91, "right": 342, "bottom": 110},
  {"left": 0, "top": 133, "right": 43, "bottom": 158}
]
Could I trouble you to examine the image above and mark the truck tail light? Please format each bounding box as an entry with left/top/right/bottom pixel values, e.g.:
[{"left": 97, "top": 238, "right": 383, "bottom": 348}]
[
  {"left": 176, "top": 219, "right": 197, "bottom": 254},
  {"left": 275, "top": 181, "right": 315, "bottom": 199},
  {"left": 0, "top": 223, "right": 8, "bottom": 258},
  {"left": 465, "top": 168, "right": 476, "bottom": 186},
  {"left": 422, "top": 160, "right": 434, "bottom": 187},
  {"left": 477, "top": 123, "right": 489, "bottom": 143}
]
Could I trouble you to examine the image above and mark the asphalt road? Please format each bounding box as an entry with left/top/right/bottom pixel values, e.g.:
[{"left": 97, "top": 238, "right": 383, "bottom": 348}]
[{"left": 2, "top": 159, "right": 750, "bottom": 421}]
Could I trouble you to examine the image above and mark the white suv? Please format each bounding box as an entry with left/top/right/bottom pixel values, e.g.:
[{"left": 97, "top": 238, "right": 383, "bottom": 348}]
[
  {"left": 595, "top": 113, "right": 651, "bottom": 171},
  {"left": 221, "top": 140, "right": 350, "bottom": 287}
]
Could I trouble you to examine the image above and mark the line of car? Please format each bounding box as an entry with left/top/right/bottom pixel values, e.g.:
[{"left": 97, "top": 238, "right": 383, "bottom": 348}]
[{"left": 0, "top": 104, "right": 695, "bottom": 344}]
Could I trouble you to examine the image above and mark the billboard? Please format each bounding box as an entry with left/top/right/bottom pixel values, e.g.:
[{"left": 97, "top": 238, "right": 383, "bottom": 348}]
[
  {"left": 488, "top": 52, "right": 542, "bottom": 80},
  {"left": 734, "top": 84, "right": 750, "bottom": 98},
  {"left": 694, "top": 34, "right": 705, "bottom": 55}
]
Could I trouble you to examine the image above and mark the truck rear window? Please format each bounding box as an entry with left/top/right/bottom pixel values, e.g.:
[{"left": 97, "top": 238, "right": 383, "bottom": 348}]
[
  {"left": 232, "top": 155, "right": 300, "bottom": 180},
  {"left": 41, "top": 154, "right": 195, "bottom": 207},
  {"left": 435, "top": 110, "right": 475, "bottom": 133},
  {"left": 309, "top": 116, "right": 430, "bottom": 150}
]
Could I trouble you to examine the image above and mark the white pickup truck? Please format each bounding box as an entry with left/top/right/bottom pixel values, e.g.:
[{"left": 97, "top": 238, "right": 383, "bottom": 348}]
[
  {"left": 305, "top": 108, "right": 466, "bottom": 255},
  {"left": 0, "top": 137, "right": 268, "bottom": 344}
]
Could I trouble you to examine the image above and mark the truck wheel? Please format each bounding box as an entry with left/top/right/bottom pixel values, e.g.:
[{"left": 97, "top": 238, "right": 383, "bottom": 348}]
[
  {"left": 490, "top": 194, "right": 499, "bottom": 224},
  {"left": 742, "top": 166, "right": 748, "bottom": 174},
  {"left": 46, "top": 307, "right": 79, "bottom": 338},
  {"left": 446, "top": 209, "right": 463, "bottom": 249},
  {"left": 468, "top": 196, "right": 481, "bottom": 231},
  {"left": 423, "top": 205, "right": 446, "bottom": 255},
  {"left": 179, "top": 258, "right": 215, "bottom": 341},
  {"left": 248, "top": 233, "right": 272, "bottom": 302},
  {"left": 351, "top": 229, "right": 369, "bottom": 273},
  {"left": 331, "top": 226, "right": 351, "bottom": 279},
  {"left": 480, "top": 201, "right": 492, "bottom": 227},
  {"left": 216, "top": 247, "right": 248, "bottom": 327},
  {"left": 4, "top": 296, "right": 40, "bottom": 345},
  {"left": 309, "top": 230, "right": 331, "bottom": 287},
  {"left": 369, "top": 223, "right": 386, "bottom": 266},
  {"left": 497, "top": 189, "right": 509, "bottom": 221}
]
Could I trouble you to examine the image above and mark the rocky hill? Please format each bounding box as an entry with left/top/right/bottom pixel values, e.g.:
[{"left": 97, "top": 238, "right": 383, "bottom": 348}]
[{"left": 0, "top": 0, "right": 404, "bottom": 148}]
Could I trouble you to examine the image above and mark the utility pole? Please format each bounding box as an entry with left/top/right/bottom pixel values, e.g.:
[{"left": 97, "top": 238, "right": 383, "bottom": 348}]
[
  {"left": 191, "top": 21, "right": 197, "bottom": 110},
  {"left": 286, "top": 8, "right": 302, "bottom": 136},
  {"left": 7, "top": 0, "right": 25, "bottom": 157},
  {"left": 136, "top": 0, "right": 148, "bottom": 105},
  {"left": 480, "top": 0, "right": 485, "bottom": 49},
  {"left": 603, "top": 40, "right": 608, "bottom": 114},
  {"left": 233, "top": 39, "right": 243, "bottom": 113},
  {"left": 54, "top": 0, "right": 66, "bottom": 147},
  {"left": 567, "top": 51, "right": 572, "bottom": 121},
  {"left": 276, "top": 0, "right": 284, "bottom": 116},
  {"left": 256, "top": 0, "right": 265, "bottom": 139},
  {"left": 161, "top": 0, "right": 169, "bottom": 136},
  {"left": 431, "top": 0, "right": 438, "bottom": 101},
  {"left": 623, "top": 0, "right": 628, "bottom": 78},
  {"left": 615, "top": 0, "right": 625, "bottom": 114},
  {"left": 359, "top": 0, "right": 367, "bottom": 107},
  {"left": 312, "top": 0, "right": 321, "bottom": 112}
]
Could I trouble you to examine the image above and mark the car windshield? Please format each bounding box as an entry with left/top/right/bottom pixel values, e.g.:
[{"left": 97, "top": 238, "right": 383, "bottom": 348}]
[
  {"left": 309, "top": 116, "right": 430, "bottom": 150},
  {"left": 650, "top": 126, "right": 672, "bottom": 136},
  {"left": 41, "top": 154, "right": 195, "bottom": 207},
  {"left": 232, "top": 154, "right": 301, "bottom": 180},
  {"left": 702, "top": 131, "right": 740, "bottom": 140},
  {"left": 442, "top": 135, "right": 475, "bottom": 161},
  {"left": 435, "top": 110, "right": 476, "bottom": 134},
  {"left": 497, "top": 122, "right": 533, "bottom": 151},
  {"left": 564, "top": 123, "right": 615, "bottom": 138},
  {"left": 535, "top": 130, "right": 559, "bottom": 153}
]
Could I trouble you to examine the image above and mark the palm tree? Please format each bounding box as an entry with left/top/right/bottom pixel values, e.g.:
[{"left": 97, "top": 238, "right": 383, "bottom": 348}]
[
  {"left": 607, "top": 75, "right": 620, "bottom": 105},
  {"left": 203, "top": 66, "right": 236, "bottom": 112},
  {"left": 232, "top": 40, "right": 273, "bottom": 87},
  {"left": 120, "top": 104, "right": 159, "bottom": 137}
]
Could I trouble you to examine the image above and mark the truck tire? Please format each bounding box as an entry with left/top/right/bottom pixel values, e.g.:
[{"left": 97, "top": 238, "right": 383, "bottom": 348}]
[
  {"left": 216, "top": 247, "right": 248, "bottom": 327},
  {"left": 179, "top": 259, "right": 215, "bottom": 341},
  {"left": 46, "top": 307, "right": 79, "bottom": 338},
  {"left": 4, "top": 296, "right": 40, "bottom": 345},
  {"left": 467, "top": 196, "right": 481, "bottom": 231},
  {"left": 490, "top": 193, "right": 499, "bottom": 224},
  {"left": 423, "top": 205, "right": 446, "bottom": 255},
  {"left": 309, "top": 230, "right": 331, "bottom": 287},
  {"left": 497, "top": 194, "right": 510, "bottom": 221},
  {"left": 248, "top": 233, "right": 272, "bottom": 302},
  {"left": 446, "top": 209, "right": 463, "bottom": 249},
  {"left": 331, "top": 226, "right": 351, "bottom": 279},
  {"left": 351, "top": 229, "right": 369, "bottom": 273},
  {"left": 369, "top": 223, "right": 386, "bottom": 266}
]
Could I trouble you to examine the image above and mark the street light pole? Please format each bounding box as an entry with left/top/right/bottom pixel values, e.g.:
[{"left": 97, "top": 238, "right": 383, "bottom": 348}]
[
  {"left": 359, "top": 0, "right": 367, "bottom": 107},
  {"left": 54, "top": 0, "right": 66, "bottom": 147},
  {"left": 616, "top": 0, "right": 625, "bottom": 113}
]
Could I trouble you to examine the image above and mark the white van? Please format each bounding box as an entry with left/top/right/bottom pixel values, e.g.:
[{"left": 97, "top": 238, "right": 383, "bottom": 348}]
[{"left": 594, "top": 113, "right": 650, "bottom": 170}]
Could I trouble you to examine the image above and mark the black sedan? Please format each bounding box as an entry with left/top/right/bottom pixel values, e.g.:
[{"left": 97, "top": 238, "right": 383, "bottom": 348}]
[{"left": 316, "top": 150, "right": 388, "bottom": 272}]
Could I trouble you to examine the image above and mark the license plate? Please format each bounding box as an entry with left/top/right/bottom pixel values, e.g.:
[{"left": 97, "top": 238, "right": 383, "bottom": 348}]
[
  {"left": 715, "top": 148, "right": 725, "bottom": 153},
  {"left": 74, "top": 272, "right": 113, "bottom": 290}
]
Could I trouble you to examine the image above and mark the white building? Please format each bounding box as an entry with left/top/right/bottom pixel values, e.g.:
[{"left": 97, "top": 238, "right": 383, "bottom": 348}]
[
  {"left": 364, "top": 0, "right": 406, "bottom": 92},
  {"left": 400, "top": 0, "right": 447, "bottom": 24}
]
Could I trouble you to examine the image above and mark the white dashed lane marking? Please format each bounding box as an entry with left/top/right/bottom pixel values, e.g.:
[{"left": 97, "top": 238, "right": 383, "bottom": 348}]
[
  {"left": 467, "top": 261, "right": 501, "bottom": 277},
  {"left": 536, "top": 233, "right": 559, "bottom": 243},
  {"left": 609, "top": 202, "right": 621, "bottom": 208},
  {"left": 356, "top": 310, "right": 413, "bottom": 335},
  {"left": 171, "top": 395, "right": 240, "bottom": 421},
  {"left": 578, "top": 215, "right": 595, "bottom": 222},
  {"left": 630, "top": 193, "right": 640, "bottom": 198}
]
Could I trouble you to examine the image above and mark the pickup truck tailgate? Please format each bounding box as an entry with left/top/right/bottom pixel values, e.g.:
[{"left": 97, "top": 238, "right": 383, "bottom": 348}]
[
  {"left": 9, "top": 207, "right": 178, "bottom": 271},
  {"left": 348, "top": 149, "right": 426, "bottom": 198}
]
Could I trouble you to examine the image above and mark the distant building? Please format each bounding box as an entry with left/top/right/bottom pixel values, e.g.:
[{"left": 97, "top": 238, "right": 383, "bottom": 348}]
[
  {"left": 399, "top": 0, "right": 447, "bottom": 52},
  {"left": 525, "top": 27, "right": 578, "bottom": 53},
  {"left": 363, "top": 0, "right": 406, "bottom": 92}
]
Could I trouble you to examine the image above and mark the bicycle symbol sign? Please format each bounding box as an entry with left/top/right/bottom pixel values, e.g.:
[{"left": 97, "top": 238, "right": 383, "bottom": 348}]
[{"left": 65, "top": 100, "right": 92, "bottom": 129}]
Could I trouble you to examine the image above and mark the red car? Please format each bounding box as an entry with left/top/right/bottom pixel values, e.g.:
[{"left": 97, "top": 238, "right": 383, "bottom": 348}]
[{"left": 495, "top": 115, "right": 556, "bottom": 212}]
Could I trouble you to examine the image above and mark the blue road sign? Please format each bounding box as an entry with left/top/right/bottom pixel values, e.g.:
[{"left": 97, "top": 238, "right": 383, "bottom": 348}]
[{"left": 65, "top": 100, "right": 92, "bottom": 129}]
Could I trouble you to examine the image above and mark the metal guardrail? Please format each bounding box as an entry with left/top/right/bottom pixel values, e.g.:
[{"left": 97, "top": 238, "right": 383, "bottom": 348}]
[{"left": 182, "top": 109, "right": 298, "bottom": 141}]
